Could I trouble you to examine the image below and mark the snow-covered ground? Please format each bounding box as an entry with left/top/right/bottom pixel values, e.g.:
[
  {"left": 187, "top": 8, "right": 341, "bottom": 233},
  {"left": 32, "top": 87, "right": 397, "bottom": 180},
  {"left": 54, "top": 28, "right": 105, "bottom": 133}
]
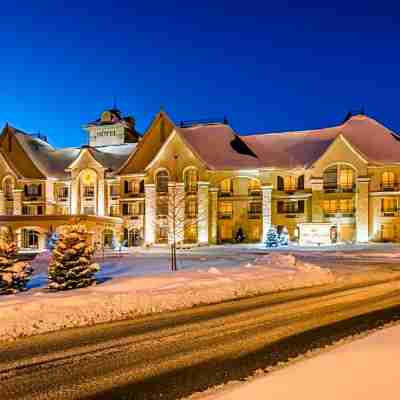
[
  {"left": 188, "top": 322, "right": 400, "bottom": 400},
  {"left": 0, "top": 253, "right": 333, "bottom": 341}
]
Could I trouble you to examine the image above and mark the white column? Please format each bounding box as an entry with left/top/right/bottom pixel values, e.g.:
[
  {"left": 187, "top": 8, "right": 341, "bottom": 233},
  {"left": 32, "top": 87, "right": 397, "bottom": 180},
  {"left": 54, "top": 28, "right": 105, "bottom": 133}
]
[
  {"left": 209, "top": 187, "right": 218, "bottom": 244},
  {"left": 144, "top": 183, "right": 156, "bottom": 245},
  {"left": 0, "top": 190, "right": 5, "bottom": 215},
  {"left": 356, "top": 177, "right": 370, "bottom": 242},
  {"left": 13, "top": 189, "right": 23, "bottom": 215},
  {"left": 168, "top": 182, "right": 185, "bottom": 244},
  {"left": 71, "top": 178, "right": 79, "bottom": 215},
  {"left": 97, "top": 174, "right": 105, "bottom": 217},
  {"left": 198, "top": 181, "right": 209, "bottom": 244},
  {"left": 261, "top": 185, "right": 273, "bottom": 242},
  {"left": 45, "top": 180, "right": 55, "bottom": 215}
]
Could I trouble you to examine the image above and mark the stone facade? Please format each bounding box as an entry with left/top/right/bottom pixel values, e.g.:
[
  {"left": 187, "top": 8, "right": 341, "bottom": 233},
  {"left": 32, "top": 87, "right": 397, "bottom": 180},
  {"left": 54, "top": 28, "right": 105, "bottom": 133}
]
[{"left": 0, "top": 109, "right": 400, "bottom": 251}]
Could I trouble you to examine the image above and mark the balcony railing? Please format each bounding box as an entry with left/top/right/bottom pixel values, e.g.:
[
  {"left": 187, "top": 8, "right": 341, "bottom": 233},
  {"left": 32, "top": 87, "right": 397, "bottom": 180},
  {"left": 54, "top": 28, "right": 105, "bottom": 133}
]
[
  {"left": 381, "top": 208, "right": 398, "bottom": 217},
  {"left": 219, "top": 191, "right": 233, "bottom": 197},
  {"left": 248, "top": 189, "right": 261, "bottom": 197},
  {"left": 248, "top": 211, "right": 261, "bottom": 219},
  {"left": 219, "top": 212, "right": 232, "bottom": 219},
  {"left": 324, "top": 184, "right": 355, "bottom": 193},
  {"left": 324, "top": 210, "right": 356, "bottom": 218},
  {"left": 380, "top": 184, "right": 399, "bottom": 192}
]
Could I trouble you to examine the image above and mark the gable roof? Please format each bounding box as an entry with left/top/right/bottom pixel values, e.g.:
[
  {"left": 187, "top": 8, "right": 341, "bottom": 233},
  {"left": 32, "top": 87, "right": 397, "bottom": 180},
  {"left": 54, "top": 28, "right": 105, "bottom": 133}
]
[
  {"left": 177, "top": 123, "right": 262, "bottom": 170},
  {"left": 241, "top": 114, "right": 400, "bottom": 169}
]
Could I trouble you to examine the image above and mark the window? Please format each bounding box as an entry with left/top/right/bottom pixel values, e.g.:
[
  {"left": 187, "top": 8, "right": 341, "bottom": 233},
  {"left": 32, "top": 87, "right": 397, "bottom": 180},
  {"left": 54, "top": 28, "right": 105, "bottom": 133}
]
[
  {"left": 22, "top": 205, "right": 36, "bottom": 215},
  {"left": 248, "top": 179, "right": 261, "bottom": 195},
  {"left": 110, "top": 205, "right": 120, "bottom": 216},
  {"left": 124, "top": 180, "right": 144, "bottom": 194},
  {"left": 323, "top": 199, "right": 354, "bottom": 215},
  {"left": 323, "top": 200, "right": 337, "bottom": 215},
  {"left": 297, "top": 175, "right": 305, "bottom": 190},
  {"left": 110, "top": 185, "right": 119, "bottom": 197},
  {"left": 3, "top": 178, "right": 12, "bottom": 198},
  {"left": 57, "top": 186, "right": 68, "bottom": 201},
  {"left": 21, "top": 229, "right": 39, "bottom": 249},
  {"left": 185, "top": 224, "right": 197, "bottom": 243},
  {"left": 219, "top": 201, "right": 233, "bottom": 218},
  {"left": 83, "top": 206, "right": 95, "bottom": 215},
  {"left": 25, "top": 184, "right": 42, "bottom": 197},
  {"left": 83, "top": 184, "right": 95, "bottom": 199},
  {"left": 382, "top": 172, "right": 395, "bottom": 190},
  {"left": 186, "top": 198, "right": 197, "bottom": 218},
  {"left": 156, "top": 171, "right": 169, "bottom": 193},
  {"left": 219, "top": 179, "right": 232, "bottom": 195},
  {"left": 184, "top": 169, "right": 198, "bottom": 193},
  {"left": 339, "top": 168, "right": 354, "bottom": 191},
  {"left": 323, "top": 166, "right": 338, "bottom": 191},
  {"left": 157, "top": 198, "right": 168, "bottom": 216},
  {"left": 277, "top": 200, "right": 304, "bottom": 214},
  {"left": 339, "top": 199, "right": 354, "bottom": 214},
  {"left": 157, "top": 226, "right": 169, "bottom": 243},
  {"left": 103, "top": 230, "right": 114, "bottom": 248},
  {"left": 382, "top": 198, "right": 397, "bottom": 214},
  {"left": 283, "top": 176, "right": 296, "bottom": 192},
  {"left": 248, "top": 201, "right": 262, "bottom": 216}
]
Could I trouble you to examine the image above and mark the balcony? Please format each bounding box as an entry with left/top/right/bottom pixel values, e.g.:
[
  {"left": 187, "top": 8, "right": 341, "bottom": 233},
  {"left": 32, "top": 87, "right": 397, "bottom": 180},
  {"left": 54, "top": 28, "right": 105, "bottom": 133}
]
[
  {"left": 380, "top": 184, "right": 399, "bottom": 192},
  {"left": 324, "top": 184, "right": 355, "bottom": 193},
  {"left": 324, "top": 210, "right": 356, "bottom": 218},
  {"left": 248, "top": 189, "right": 261, "bottom": 197},
  {"left": 381, "top": 208, "right": 398, "bottom": 217},
  {"left": 248, "top": 211, "right": 261, "bottom": 219},
  {"left": 219, "top": 212, "right": 232, "bottom": 219},
  {"left": 219, "top": 191, "right": 233, "bottom": 197}
]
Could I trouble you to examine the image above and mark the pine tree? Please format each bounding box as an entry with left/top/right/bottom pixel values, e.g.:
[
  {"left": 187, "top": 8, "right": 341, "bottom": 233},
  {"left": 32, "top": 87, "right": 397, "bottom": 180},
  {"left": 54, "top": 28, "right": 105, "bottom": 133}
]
[
  {"left": 48, "top": 224, "right": 100, "bottom": 290},
  {"left": 265, "top": 226, "right": 279, "bottom": 248},
  {"left": 0, "top": 237, "right": 33, "bottom": 295}
]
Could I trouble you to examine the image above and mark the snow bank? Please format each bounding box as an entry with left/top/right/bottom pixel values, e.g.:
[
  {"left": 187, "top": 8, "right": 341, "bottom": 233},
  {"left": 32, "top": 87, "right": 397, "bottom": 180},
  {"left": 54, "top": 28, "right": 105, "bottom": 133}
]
[
  {"left": 0, "top": 254, "right": 333, "bottom": 342},
  {"left": 188, "top": 322, "right": 400, "bottom": 400}
]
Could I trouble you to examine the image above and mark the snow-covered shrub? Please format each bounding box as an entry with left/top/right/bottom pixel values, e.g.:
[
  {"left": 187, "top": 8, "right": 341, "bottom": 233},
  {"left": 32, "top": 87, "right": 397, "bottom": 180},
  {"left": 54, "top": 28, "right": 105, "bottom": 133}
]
[
  {"left": 265, "top": 226, "right": 280, "bottom": 247},
  {"left": 48, "top": 223, "right": 100, "bottom": 290},
  {"left": 0, "top": 238, "right": 33, "bottom": 295}
]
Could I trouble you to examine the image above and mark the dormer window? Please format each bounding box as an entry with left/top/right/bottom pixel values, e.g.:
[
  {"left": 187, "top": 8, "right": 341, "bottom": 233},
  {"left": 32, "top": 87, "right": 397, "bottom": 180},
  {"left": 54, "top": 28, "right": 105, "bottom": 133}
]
[
  {"left": 101, "top": 111, "right": 112, "bottom": 122},
  {"left": 382, "top": 172, "right": 395, "bottom": 191}
]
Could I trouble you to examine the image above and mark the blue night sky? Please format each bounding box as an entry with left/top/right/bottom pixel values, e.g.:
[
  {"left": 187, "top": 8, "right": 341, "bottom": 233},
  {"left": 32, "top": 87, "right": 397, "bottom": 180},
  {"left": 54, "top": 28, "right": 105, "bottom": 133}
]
[{"left": 0, "top": 1, "right": 399, "bottom": 148}]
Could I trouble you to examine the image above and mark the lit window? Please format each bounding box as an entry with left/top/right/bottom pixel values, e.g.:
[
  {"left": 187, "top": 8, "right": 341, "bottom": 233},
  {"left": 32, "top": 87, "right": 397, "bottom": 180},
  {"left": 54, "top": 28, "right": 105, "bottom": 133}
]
[
  {"left": 219, "top": 201, "right": 233, "bottom": 218},
  {"left": 324, "top": 200, "right": 337, "bottom": 215},
  {"left": 283, "top": 176, "right": 296, "bottom": 192},
  {"left": 339, "top": 199, "right": 354, "bottom": 213},
  {"left": 83, "top": 185, "right": 95, "bottom": 199},
  {"left": 184, "top": 169, "right": 198, "bottom": 193},
  {"left": 249, "top": 179, "right": 261, "bottom": 195},
  {"left": 57, "top": 186, "right": 68, "bottom": 201},
  {"left": 382, "top": 198, "right": 397, "bottom": 212},
  {"left": 186, "top": 199, "right": 197, "bottom": 217},
  {"left": 219, "top": 179, "right": 232, "bottom": 195},
  {"left": 382, "top": 172, "right": 395, "bottom": 190},
  {"left": 339, "top": 168, "right": 354, "bottom": 190},
  {"left": 156, "top": 171, "right": 169, "bottom": 193}
]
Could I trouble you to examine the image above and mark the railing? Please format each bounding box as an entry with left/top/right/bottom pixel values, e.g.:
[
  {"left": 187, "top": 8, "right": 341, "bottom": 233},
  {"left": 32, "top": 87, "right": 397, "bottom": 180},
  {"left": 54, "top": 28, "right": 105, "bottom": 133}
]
[
  {"left": 219, "top": 212, "right": 233, "bottom": 219},
  {"left": 219, "top": 191, "right": 233, "bottom": 197},
  {"left": 57, "top": 196, "right": 68, "bottom": 202},
  {"left": 380, "top": 184, "right": 399, "bottom": 192},
  {"left": 185, "top": 185, "right": 198, "bottom": 194},
  {"left": 324, "top": 210, "right": 356, "bottom": 218},
  {"left": 125, "top": 192, "right": 144, "bottom": 198},
  {"left": 248, "top": 189, "right": 261, "bottom": 197},
  {"left": 248, "top": 211, "right": 261, "bottom": 219},
  {"left": 381, "top": 209, "right": 398, "bottom": 217},
  {"left": 324, "top": 184, "right": 355, "bottom": 193}
]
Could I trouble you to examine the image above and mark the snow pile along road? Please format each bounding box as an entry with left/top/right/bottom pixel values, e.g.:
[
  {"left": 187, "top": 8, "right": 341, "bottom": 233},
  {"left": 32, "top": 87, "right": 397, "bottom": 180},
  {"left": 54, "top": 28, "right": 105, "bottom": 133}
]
[
  {"left": 0, "top": 254, "right": 333, "bottom": 341},
  {"left": 188, "top": 322, "right": 400, "bottom": 400}
]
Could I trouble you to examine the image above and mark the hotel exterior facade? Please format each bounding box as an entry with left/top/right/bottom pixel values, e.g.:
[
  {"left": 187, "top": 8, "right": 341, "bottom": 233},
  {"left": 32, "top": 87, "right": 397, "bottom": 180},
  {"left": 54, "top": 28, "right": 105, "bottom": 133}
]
[{"left": 0, "top": 108, "right": 399, "bottom": 250}]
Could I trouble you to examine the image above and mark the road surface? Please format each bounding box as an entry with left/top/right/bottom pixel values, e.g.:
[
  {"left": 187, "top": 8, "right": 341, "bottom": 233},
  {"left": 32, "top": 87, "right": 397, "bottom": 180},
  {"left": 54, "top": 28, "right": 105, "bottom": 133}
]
[{"left": 2, "top": 276, "right": 400, "bottom": 400}]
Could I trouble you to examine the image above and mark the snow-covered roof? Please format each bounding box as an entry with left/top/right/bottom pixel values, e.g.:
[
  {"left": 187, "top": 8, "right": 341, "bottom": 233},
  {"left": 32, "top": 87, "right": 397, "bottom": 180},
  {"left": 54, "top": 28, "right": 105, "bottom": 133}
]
[{"left": 12, "top": 129, "right": 137, "bottom": 178}]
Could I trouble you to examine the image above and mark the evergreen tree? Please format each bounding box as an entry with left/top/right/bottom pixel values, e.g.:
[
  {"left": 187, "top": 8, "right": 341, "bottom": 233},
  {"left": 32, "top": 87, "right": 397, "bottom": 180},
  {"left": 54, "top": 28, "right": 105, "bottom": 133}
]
[
  {"left": 0, "top": 237, "right": 33, "bottom": 295},
  {"left": 48, "top": 224, "right": 100, "bottom": 290},
  {"left": 278, "top": 227, "right": 289, "bottom": 246},
  {"left": 265, "top": 226, "right": 280, "bottom": 248}
]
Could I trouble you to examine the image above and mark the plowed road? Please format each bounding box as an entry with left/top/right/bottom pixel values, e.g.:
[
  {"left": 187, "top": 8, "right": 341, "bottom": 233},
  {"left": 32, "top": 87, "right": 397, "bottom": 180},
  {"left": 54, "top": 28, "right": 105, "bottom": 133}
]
[{"left": 2, "top": 277, "right": 400, "bottom": 400}]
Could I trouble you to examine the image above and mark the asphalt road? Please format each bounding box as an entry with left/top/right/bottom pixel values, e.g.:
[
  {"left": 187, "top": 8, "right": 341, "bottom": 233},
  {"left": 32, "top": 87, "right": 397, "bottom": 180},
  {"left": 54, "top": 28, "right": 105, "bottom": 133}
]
[{"left": 2, "top": 277, "right": 400, "bottom": 400}]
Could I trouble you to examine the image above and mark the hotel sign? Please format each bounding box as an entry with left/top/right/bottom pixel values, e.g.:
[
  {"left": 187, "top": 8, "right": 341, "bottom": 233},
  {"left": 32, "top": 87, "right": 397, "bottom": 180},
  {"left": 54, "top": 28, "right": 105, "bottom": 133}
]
[{"left": 298, "top": 223, "right": 334, "bottom": 246}]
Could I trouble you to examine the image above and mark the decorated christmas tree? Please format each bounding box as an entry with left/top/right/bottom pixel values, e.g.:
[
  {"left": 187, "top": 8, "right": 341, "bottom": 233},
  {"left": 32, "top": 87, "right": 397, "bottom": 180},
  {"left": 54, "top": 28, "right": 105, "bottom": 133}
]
[
  {"left": 265, "top": 226, "right": 280, "bottom": 248},
  {"left": 0, "top": 235, "right": 33, "bottom": 295},
  {"left": 48, "top": 223, "right": 100, "bottom": 290}
]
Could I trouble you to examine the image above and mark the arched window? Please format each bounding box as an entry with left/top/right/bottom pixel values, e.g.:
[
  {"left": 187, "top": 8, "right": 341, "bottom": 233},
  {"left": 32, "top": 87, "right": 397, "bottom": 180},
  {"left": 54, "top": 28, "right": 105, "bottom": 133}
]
[
  {"left": 3, "top": 178, "right": 13, "bottom": 199},
  {"left": 156, "top": 170, "right": 169, "bottom": 193},
  {"left": 297, "top": 175, "right": 305, "bottom": 190},
  {"left": 324, "top": 165, "right": 355, "bottom": 192},
  {"left": 184, "top": 168, "right": 198, "bottom": 193},
  {"left": 382, "top": 172, "right": 395, "bottom": 191},
  {"left": 339, "top": 167, "right": 354, "bottom": 192}
]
